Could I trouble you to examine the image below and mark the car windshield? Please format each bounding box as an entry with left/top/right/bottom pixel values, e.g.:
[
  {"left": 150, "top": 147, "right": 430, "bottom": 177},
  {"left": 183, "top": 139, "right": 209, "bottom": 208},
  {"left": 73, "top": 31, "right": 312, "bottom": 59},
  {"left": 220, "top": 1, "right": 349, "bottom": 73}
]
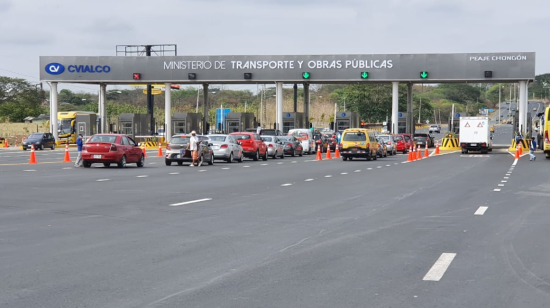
[
  {"left": 232, "top": 134, "right": 251, "bottom": 140},
  {"left": 394, "top": 136, "right": 404, "bottom": 141},
  {"left": 57, "top": 119, "right": 72, "bottom": 135},
  {"left": 209, "top": 136, "right": 227, "bottom": 142},
  {"left": 343, "top": 132, "right": 367, "bottom": 141},
  {"left": 27, "top": 133, "right": 43, "bottom": 140},
  {"left": 89, "top": 135, "right": 118, "bottom": 143},
  {"left": 278, "top": 137, "right": 292, "bottom": 142},
  {"left": 171, "top": 136, "right": 190, "bottom": 144},
  {"left": 261, "top": 137, "right": 273, "bottom": 142}
]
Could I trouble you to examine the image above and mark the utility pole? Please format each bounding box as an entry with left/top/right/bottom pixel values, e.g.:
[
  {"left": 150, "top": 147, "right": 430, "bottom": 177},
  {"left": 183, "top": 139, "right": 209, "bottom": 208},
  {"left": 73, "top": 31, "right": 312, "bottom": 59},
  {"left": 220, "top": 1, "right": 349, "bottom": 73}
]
[
  {"left": 498, "top": 83, "right": 501, "bottom": 124},
  {"left": 418, "top": 84, "right": 423, "bottom": 124}
]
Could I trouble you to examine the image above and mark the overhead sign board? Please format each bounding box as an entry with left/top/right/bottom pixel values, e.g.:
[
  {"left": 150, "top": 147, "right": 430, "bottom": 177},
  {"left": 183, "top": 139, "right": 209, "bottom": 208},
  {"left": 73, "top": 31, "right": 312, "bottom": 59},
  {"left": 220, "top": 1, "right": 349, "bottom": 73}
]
[
  {"left": 142, "top": 88, "right": 162, "bottom": 95},
  {"left": 40, "top": 52, "right": 536, "bottom": 84}
]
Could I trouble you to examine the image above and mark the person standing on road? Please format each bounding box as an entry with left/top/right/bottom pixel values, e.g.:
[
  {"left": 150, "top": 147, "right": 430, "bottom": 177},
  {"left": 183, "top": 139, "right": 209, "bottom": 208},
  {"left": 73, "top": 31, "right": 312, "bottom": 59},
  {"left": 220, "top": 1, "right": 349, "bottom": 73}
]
[
  {"left": 256, "top": 124, "right": 261, "bottom": 135},
  {"left": 74, "top": 134, "right": 83, "bottom": 167},
  {"left": 529, "top": 138, "right": 537, "bottom": 161},
  {"left": 187, "top": 131, "right": 200, "bottom": 167}
]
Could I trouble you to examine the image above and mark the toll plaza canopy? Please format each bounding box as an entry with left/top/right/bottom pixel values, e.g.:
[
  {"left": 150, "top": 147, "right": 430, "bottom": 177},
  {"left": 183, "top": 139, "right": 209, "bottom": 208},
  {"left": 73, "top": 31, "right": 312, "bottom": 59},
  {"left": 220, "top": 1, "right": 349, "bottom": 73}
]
[
  {"left": 39, "top": 52, "right": 536, "bottom": 141},
  {"left": 40, "top": 52, "right": 535, "bottom": 84}
]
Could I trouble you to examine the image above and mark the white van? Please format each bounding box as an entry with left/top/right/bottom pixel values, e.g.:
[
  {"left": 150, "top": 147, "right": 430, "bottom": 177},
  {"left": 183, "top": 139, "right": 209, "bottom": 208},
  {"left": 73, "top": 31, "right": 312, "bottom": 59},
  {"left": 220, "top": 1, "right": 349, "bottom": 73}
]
[{"left": 287, "top": 129, "right": 315, "bottom": 154}]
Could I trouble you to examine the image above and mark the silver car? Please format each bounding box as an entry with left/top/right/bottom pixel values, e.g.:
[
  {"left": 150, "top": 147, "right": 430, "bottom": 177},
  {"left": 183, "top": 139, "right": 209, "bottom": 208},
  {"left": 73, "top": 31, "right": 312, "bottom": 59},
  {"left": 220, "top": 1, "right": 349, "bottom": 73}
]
[
  {"left": 260, "top": 136, "right": 285, "bottom": 159},
  {"left": 207, "top": 134, "right": 244, "bottom": 163},
  {"left": 377, "top": 135, "right": 397, "bottom": 156}
]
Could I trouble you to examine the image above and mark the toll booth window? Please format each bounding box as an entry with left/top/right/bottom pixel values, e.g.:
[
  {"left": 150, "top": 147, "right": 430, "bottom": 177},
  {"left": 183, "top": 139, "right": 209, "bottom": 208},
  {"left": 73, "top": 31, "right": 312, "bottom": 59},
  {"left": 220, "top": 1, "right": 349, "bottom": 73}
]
[
  {"left": 283, "top": 122, "right": 294, "bottom": 133},
  {"left": 343, "top": 133, "right": 367, "bottom": 141},
  {"left": 228, "top": 122, "right": 240, "bottom": 132},
  {"left": 337, "top": 121, "right": 349, "bottom": 131}
]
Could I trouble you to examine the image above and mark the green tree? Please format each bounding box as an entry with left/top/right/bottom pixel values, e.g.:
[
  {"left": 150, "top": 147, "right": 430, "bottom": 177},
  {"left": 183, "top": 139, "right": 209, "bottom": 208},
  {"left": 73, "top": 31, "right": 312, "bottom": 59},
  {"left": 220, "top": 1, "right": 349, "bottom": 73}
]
[{"left": 0, "top": 76, "right": 45, "bottom": 122}]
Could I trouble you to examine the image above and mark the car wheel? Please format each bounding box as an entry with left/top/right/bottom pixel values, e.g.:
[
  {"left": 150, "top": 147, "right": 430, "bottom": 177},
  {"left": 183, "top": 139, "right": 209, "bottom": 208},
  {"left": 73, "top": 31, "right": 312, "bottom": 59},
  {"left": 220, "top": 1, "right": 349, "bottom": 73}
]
[
  {"left": 262, "top": 150, "right": 268, "bottom": 161},
  {"left": 208, "top": 153, "right": 214, "bottom": 165},
  {"left": 51, "top": 144, "right": 55, "bottom": 150},
  {"left": 343, "top": 157, "right": 348, "bottom": 161},
  {"left": 166, "top": 160, "right": 172, "bottom": 166},
  {"left": 83, "top": 161, "right": 91, "bottom": 168},
  {"left": 349, "top": 157, "right": 353, "bottom": 161},
  {"left": 403, "top": 150, "right": 407, "bottom": 154},
  {"left": 177, "top": 161, "right": 183, "bottom": 166},
  {"left": 227, "top": 152, "right": 234, "bottom": 163},
  {"left": 253, "top": 150, "right": 259, "bottom": 161},
  {"left": 117, "top": 155, "right": 126, "bottom": 168},
  {"left": 23, "top": 148, "right": 27, "bottom": 151},
  {"left": 103, "top": 163, "right": 110, "bottom": 167},
  {"left": 40, "top": 144, "right": 44, "bottom": 150},
  {"left": 137, "top": 155, "right": 144, "bottom": 167}
]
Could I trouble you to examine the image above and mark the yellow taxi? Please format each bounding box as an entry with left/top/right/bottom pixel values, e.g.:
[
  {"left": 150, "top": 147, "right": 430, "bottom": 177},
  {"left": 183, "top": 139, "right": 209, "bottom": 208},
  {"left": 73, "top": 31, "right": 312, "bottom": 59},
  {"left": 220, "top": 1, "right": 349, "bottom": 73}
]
[{"left": 339, "top": 128, "right": 378, "bottom": 161}]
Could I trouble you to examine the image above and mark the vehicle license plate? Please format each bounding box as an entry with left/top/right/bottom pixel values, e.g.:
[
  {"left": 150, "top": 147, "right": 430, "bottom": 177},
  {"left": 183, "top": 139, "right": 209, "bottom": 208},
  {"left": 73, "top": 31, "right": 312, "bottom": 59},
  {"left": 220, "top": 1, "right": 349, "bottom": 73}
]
[
  {"left": 93, "top": 155, "right": 101, "bottom": 159},
  {"left": 470, "top": 143, "right": 477, "bottom": 146}
]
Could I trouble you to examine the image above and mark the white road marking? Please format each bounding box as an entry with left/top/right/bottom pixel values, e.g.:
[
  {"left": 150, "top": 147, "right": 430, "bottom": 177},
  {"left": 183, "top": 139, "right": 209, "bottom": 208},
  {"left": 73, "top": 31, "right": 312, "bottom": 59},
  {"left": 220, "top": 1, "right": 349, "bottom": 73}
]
[
  {"left": 277, "top": 162, "right": 284, "bottom": 165},
  {"left": 324, "top": 175, "right": 332, "bottom": 178},
  {"left": 96, "top": 179, "right": 110, "bottom": 182},
  {"left": 354, "top": 170, "right": 361, "bottom": 172},
  {"left": 136, "top": 175, "right": 148, "bottom": 178},
  {"left": 494, "top": 188, "right": 501, "bottom": 192},
  {"left": 23, "top": 170, "right": 36, "bottom": 172},
  {"left": 504, "top": 177, "right": 509, "bottom": 179},
  {"left": 498, "top": 184, "right": 505, "bottom": 187},
  {"left": 423, "top": 253, "right": 457, "bottom": 281},
  {"left": 281, "top": 183, "right": 292, "bottom": 187},
  {"left": 377, "top": 166, "right": 382, "bottom": 168},
  {"left": 261, "top": 164, "right": 268, "bottom": 166},
  {"left": 243, "top": 166, "right": 250, "bottom": 168},
  {"left": 198, "top": 170, "right": 207, "bottom": 172},
  {"left": 304, "top": 179, "right": 314, "bottom": 182},
  {"left": 386, "top": 165, "right": 391, "bottom": 167},
  {"left": 62, "top": 167, "right": 73, "bottom": 170},
  {"left": 341, "top": 172, "right": 348, "bottom": 175},
  {"left": 169, "top": 172, "right": 179, "bottom": 175},
  {"left": 149, "top": 162, "right": 157, "bottom": 165},
  {"left": 292, "top": 161, "right": 297, "bottom": 163},
  {"left": 394, "top": 163, "right": 399, "bottom": 165},
  {"left": 474, "top": 206, "right": 489, "bottom": 216},
  {"left": 170, "top": 198, "right": 212, "bottom": 207},
  {"left": 512, "top": 159, "right": 518, "bottom": 166},
  {"left": 501, "top": 180, "right": 507, "bottom": 183},
  {"left": 221, "top": 168, "right": 230, "bottom": 170},
  {"left": 367, "top": 168, "right": 373, "bottom": 170}
]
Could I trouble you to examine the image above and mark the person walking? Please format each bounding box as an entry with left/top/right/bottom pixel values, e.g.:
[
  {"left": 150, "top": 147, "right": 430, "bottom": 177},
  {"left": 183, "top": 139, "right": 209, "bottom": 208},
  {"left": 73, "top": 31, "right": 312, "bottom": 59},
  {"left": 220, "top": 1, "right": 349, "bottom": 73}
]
[
  {"left": 529, "top": 138, "right": 537, "bottom": 161},
  {"left": 74, "top": 134, "right": 83, "bottom": 167},
  {"left": 187, "top": 131, "right": 200, "bottom": 167},
  {"left": 256, "top": 124, "right": 262, "bottom": 135}
]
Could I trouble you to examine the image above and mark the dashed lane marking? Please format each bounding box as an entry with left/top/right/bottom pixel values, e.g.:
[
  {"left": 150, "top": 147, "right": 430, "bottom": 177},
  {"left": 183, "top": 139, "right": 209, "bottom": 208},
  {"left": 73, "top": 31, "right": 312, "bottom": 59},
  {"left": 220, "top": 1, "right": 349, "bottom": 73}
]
[
  {"left": 23, "top": 169, "right": 36, "bottom": 172},
  {"left": 498, "top": 184, "right": 505, "bottom": 187},
  {"left": 281, "top": 183, "right": 292, "bottom": 187},
  {"left": 96, "top": 179, "right": 110, "bottom": 182},
  {"left": 304, "top": 179, "right": 314, "bottom": 182},
  {"left": 222, "top": 168, "right": 230, "bottom": 170},
  {"left": 474, "top": 206, "right": 488, "bottom": 216},
  {"left": 494, "top": 189, "right": 501, "bottom": 192},
  {"left": 501, "top": 180, "right": 507, "bottom": 183},
  {"left": 367, "top": 168, "right": 373, "bottom": 170},
  {"left": 261, "top": 164, "right": 269, "bottom": 166},
  {"left": 354, "top": 170, "right": 361, "bottom": 173},
  {"left": 341, "top": 172, "right": 348, "bottom": 175},
  {"left": 324, "top": 175, "right": 332, "bottom": 178},
  {"left": 504, "top": 177, "right": 509, "bottom": 179},
  {"left": 170, "top": 198, "right": 212, "bottom": 207},
  {"left": 198, "top": 170, "right": 207, "bottom": 172},
  {"left": 169, "top": 172, "right": 179, "bottom": 175},
  {"left": 243, "top": 166, "right": 250, "bottom": 168},
  {"left": 136, "top": 175, "right": 149, "bottom": 178},
  {"left": 423, "top": 253, "right": 457, "bottom": 281},
  {"left": 386, "top": 165, "right": 391, "bottom": 167}
]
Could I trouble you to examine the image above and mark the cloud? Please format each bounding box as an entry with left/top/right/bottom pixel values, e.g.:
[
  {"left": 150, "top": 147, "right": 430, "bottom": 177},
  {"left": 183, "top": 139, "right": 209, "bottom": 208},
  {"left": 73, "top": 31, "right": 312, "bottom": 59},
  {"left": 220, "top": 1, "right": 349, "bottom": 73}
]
[{"left": 0, "top": 0, "right": 12, "bottom": 12}]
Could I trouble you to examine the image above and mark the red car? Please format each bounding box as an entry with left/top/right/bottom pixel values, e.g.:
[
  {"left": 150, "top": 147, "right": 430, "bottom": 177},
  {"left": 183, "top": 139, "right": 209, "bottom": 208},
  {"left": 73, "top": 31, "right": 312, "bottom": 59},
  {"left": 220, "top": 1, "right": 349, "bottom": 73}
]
[
  {"left": 229, "top": 132, "right": 268, "bottom": 161},
  {"left": 393, "top": 134, "right": 415, "bottom": 154},
  {"left": 82, "top": 134, "right": 145, "bottom": 168}
]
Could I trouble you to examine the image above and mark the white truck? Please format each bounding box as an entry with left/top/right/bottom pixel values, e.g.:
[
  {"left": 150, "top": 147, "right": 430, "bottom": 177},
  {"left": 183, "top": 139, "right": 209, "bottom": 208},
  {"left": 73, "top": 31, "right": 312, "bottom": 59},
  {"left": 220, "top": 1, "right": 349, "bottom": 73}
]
[{"left": 459, "top": 117, "right": 492, "bottom": 154}]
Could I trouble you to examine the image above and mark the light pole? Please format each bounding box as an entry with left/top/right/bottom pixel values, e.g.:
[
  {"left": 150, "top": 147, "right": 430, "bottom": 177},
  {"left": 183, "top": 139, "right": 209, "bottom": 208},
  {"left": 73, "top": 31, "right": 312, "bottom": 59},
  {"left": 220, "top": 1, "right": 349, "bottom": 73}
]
[{"left": 498, "top": 83, "right": 501, "bottom": 124}]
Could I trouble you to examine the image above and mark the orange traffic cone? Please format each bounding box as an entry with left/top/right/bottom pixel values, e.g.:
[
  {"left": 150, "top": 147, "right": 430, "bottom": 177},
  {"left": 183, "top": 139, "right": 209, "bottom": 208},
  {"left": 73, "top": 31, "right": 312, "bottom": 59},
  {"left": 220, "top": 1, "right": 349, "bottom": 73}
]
[
  {"left": 316, "top": 145, "right": 322, "bottom": 161},
  {"left": 15, "top": 135, "right": 19, "bottom": 148},
  {"left": 435, "top": 140, "right": 440, "bottom": 155},
  {"left": 424, "top": 143, "right": 429, "bottom": 158},
  {"left": 3, "top": 139, "right": 7, "bottom": 148},
  {"left": 63, "top": 143, "right": 71, "bottom": 162},
  {"left": 29, "top": 144, "right": 37, "bottom": 164},
  {"left": 416, "top": 145, "right": 421, "bottom": 160},
  {"left": 141, "top": 144, "right": 147, "bottom": 158},
  {"left": 519, "top": 142, "right": 523, "bottom": 155},
  {"left": 514, "top": 145, "right": 520, "bottom": 159},
  {"left": 325, "top": 144, "right": 331, "bottom": 159},
  {"left": 407, "top": 146, "right": 414, "bottom": 162},
  {"left": 157, "top": 143, "right": 163, "bottom": 157},
  {"left": 334, "top": 145, "right": 341, "bottom": 158}
]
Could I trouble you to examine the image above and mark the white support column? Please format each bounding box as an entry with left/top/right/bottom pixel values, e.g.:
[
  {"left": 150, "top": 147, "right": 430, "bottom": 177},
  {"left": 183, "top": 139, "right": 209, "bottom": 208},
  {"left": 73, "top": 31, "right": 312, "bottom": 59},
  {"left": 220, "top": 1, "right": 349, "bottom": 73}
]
[
  {"left": 50, "top": 82, "right": 58, "bottom": 140},
  {"left": 165, "top": 83, "right": 172, "bottom": 142},
  {"left": 518, "top": 81, "right": 527, "bottom": 134},
  {"left": 391, "top": 82, "right": 399, "bottom": 134},
  {"left": 276, "top": 82, "right": 283, "bottom": 131},
  {"left": 99, "top": 84, "right": 107, "bottom": 133}
]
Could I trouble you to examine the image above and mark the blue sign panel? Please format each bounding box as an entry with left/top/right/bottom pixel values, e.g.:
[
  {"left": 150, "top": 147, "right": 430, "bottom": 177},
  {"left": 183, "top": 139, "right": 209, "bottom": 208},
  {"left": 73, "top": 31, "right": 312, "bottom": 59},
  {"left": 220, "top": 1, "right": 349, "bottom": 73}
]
[
  {"left": 216, "top": 108, "right": 231, "bottom": 130},
  {"left": 455, "top": 112, "right": 461, "bottom": 118},
  {"left": 398, "top": 112, "right": 403, "bottom": 118},
  {"left": 286, "top": 113, "right": 291, "bottom": 118},
  {"left": 341, "top": 112, "right": 346, "bottom": 117}
]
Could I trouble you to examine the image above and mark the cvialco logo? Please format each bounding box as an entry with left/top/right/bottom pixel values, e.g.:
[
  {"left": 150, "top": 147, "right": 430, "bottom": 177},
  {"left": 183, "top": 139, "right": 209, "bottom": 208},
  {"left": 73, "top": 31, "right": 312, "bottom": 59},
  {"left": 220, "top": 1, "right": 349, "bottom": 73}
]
[{"left": 45, "top": 63, "right": 65, "bottom": 75}]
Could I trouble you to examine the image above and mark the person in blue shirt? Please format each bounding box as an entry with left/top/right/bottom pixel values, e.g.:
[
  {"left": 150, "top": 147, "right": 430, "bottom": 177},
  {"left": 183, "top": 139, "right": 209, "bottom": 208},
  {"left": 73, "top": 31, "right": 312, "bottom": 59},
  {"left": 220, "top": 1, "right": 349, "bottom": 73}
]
[
  {"left": 74, "top": 134, "right": 83, "bottom": 167},
  {"left": 529, "top": 138, "right": 537, "bottom": 161}
]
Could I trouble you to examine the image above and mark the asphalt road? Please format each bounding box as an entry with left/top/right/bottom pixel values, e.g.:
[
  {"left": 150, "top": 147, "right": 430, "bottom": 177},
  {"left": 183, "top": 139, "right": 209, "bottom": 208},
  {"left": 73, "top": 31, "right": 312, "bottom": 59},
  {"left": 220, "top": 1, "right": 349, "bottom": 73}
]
[{"left": 1, "top": 143, "right": 549, "bottom": 307}]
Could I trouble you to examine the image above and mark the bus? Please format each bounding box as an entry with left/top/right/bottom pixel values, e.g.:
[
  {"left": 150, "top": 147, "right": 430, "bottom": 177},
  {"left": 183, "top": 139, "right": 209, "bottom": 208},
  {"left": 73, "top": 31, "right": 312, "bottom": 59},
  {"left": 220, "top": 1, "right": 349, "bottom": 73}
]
[{"left": 48, "top": 111, "right": 98, "bottom": 144}]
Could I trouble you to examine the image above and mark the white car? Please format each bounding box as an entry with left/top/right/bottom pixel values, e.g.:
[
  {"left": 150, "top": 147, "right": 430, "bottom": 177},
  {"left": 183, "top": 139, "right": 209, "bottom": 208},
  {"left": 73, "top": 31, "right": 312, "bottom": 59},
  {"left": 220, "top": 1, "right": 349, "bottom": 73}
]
[{"left": 428, "top": 125, "right": 440, "bottom": 134}]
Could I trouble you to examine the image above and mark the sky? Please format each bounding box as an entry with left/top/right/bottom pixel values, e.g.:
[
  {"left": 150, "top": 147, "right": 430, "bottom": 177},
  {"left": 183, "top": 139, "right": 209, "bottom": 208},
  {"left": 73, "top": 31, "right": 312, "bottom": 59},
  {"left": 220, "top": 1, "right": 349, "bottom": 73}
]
[{"left": 1, "top": 0, "right": 549, "bottom": 94}]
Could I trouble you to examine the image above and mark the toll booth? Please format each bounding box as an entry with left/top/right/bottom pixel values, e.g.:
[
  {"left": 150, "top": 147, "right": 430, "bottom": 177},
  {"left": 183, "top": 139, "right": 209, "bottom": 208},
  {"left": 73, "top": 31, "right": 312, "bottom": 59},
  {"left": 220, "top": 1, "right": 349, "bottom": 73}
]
[
  {"left": 335, "top": 112, "right": 360, "bottom": 131},
  {"left": 397, "top": 112, "right": 408, "bottom": 134},
  {"left": 172, "top": 113, "right": 201, "bottom": 135},
  {"left": 118, "top": 113, "right": 150, "bottom": 138},
  {"left": 282, "top": 112, "right": 305, "bottom": 133},
  {"left": 75, "top": 114, "right": 97, "bottom": 137},
  {"left": 225, "top": 113, "right": 255, "bottom": 133}
]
